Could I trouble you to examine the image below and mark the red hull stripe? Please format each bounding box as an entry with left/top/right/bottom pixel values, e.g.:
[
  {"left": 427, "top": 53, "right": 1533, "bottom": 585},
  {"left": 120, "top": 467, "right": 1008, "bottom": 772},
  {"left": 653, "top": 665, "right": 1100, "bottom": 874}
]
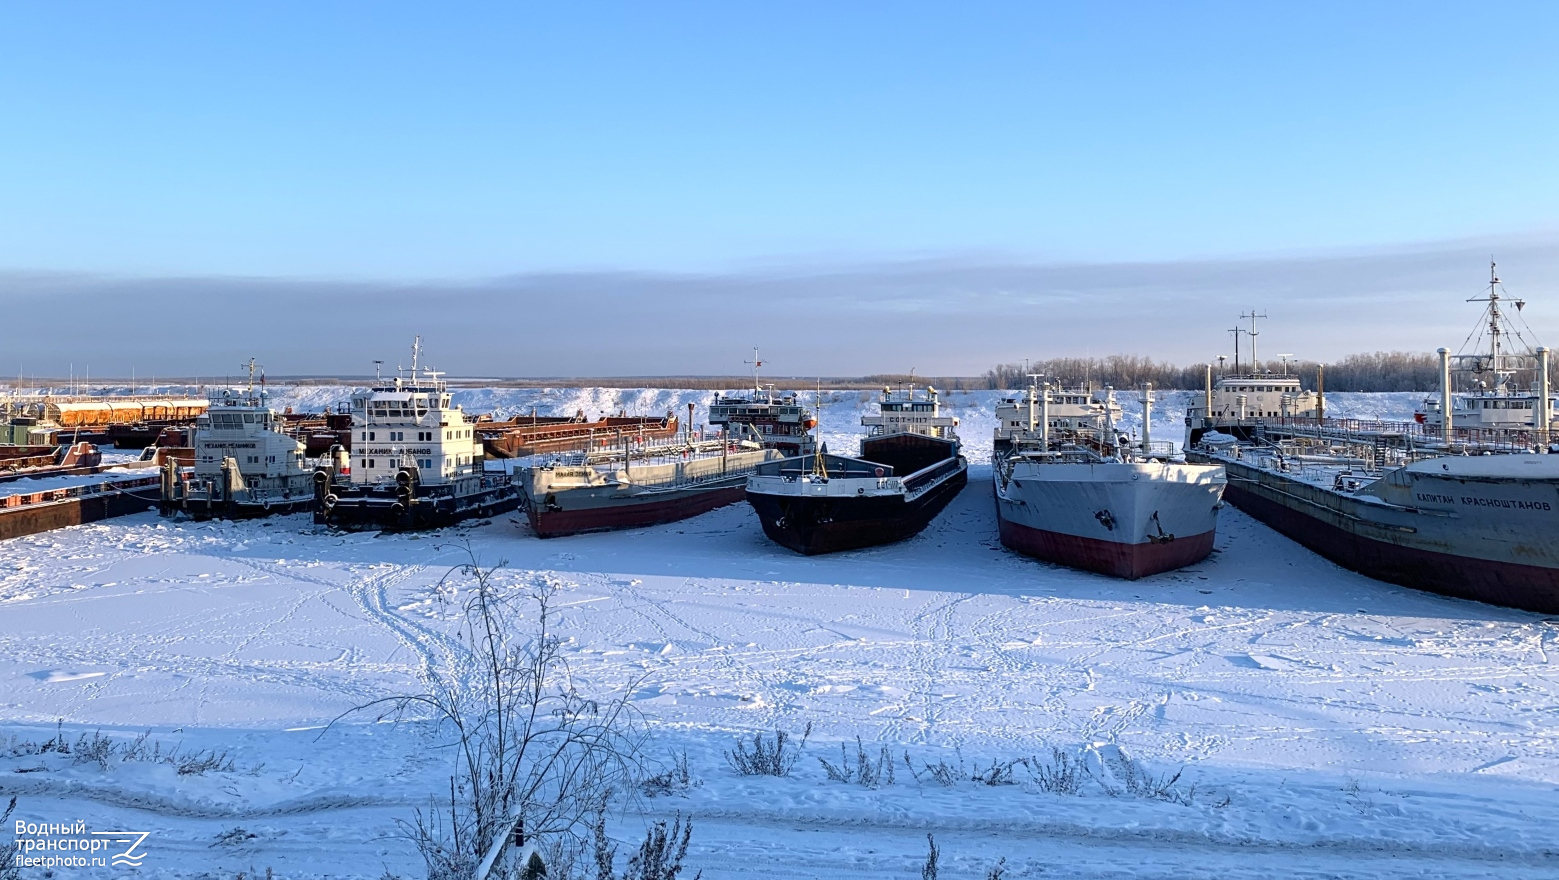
[
  {"left": 1223, "top": 483, "right": 1559, "bottom": 613},
  {"left": 528, "top": 485, "right": 747, "bottom": 537},
  {"left": 998, "top": 514, "right": 1215, "bottom": 580}
]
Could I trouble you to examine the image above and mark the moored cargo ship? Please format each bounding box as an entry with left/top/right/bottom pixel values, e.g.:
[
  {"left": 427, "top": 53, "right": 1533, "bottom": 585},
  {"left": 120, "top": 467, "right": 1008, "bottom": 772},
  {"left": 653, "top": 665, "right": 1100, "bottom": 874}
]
[
  {"left": 514, "top": 355, "right": 816, "bottom": 537},
  {"left": 707, "top": 352, "right": 817, "bottom": 456},
  {"left": 1185, "top": 278, "right": 1559, "bottom": 613},
  {"left": 995, "top": 382, "right": 1225, "bottom": 579},
  {"left": 477, "top": 411, "right": 679, "bottom": 459},
  {"left": 1189, "top": 440, "right": 1559, "bottom": 612},
  {"left": 746, "top": 384, "right": 967, "bottom": 554},
  {"left": 518, "top": 434, "right": 782, "bottom": 537}
]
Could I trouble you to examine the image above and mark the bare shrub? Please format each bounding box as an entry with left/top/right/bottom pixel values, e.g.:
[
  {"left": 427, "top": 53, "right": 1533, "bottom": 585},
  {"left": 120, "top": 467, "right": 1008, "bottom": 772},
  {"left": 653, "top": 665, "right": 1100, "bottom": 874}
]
[
  {"left": 1027, "top": 748, "right": 1085, "bottom": 795},
  {"left": 71, "top": 730, "right": 116, "bottom": 771},
  {"left": 921, "top": 833, "right": 939, "bottom": 880},
  {"left": 904, "top": 752, "right": 961, "bottom": 788},
  {"left": 625, "top": 813, "right": 700, "bottom": 880},
  {"left": 1, "top": 797, "right": 17, "bottom": 880},
  {"left": 337, "top": 549, "right": 642, "bottom": 880},
  {"left": 212, "top": 827, "right": 259, "bottom": 847},
  {"left": 724, "top": 723, "right": 810, "bottom": 777},
  {"left": 40, "top": 720, "right": 69, "bottom": 755},
  {"left": 969, "top": 757, "right": 1022, "bottom": 787},
  {"left": 985, "top": 856, "right": 1007, "bottom": 880},
  {"left": 1091, "top": 750, "right": 1199, "bottom": 806},
  {"left": 640, "top": 750, "right": 698, "bottom": 799},
  {"left": 591, "top": 809, "right": 702, "bottom": 880},
  {"left": 6, "top": 724, "right": 242, "bottom": 777},
  {"left": 178, "top": 748, "right": 236, "bottom": 776},
  {"left": 818, "top": 737, "right": 895, "bottom": 788}
]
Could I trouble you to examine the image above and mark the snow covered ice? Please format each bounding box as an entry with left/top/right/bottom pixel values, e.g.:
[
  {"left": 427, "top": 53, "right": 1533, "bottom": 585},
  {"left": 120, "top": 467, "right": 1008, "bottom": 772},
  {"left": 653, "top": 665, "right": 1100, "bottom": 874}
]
[{"left": 1, "top": 387, "right": 1556, "bottom": 878}]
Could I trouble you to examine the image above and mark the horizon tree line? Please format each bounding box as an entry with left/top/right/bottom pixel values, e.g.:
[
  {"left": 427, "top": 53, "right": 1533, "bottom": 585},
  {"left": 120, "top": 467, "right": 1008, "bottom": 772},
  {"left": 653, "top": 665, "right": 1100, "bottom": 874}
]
[{"left": 982, "top": 351, "right": 1486, "bottom": 393}]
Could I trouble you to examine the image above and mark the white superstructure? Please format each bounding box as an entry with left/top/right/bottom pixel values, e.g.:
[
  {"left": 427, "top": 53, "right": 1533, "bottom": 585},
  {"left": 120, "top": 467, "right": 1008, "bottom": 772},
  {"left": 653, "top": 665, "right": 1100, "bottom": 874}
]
[
  {"left": 173, "top": 362, "right": 313, "bottom": 518},
  {"left": 993, "top": 384, "right": 1120, "bottom": 452},
  {"left": 860, "top": 384, "right": 960, "bottom": 441},
  {"left": 345, "top": 346, "right": 482, "bottom": 488},
  {"left": 1415, "top": 263, "right": 1558, "bottom": 434},
  {"left": 316, "top": 339, "right": 521, "bottom": 530}
]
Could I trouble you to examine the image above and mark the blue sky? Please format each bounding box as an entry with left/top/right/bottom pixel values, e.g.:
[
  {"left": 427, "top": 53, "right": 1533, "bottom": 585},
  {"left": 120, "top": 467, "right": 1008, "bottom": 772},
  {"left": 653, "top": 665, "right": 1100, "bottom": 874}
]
[{"left": 2, "top": 3, "right": 1558, "bottom": 374}]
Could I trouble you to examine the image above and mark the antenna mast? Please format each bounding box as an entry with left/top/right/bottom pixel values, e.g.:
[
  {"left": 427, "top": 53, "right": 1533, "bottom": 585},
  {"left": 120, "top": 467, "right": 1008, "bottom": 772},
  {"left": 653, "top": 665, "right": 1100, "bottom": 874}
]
[
  {"left": 745, "top": 347, "right": 764, "bottom": 396},
  {"left": 1466, "top": 260, "right": 1524, "bottom": 392},
  {"left": 810, "top": 377, "right": 828, "bottom": 479},
  {"left": 1240, "top": 310, "right": 1267, "bottom": 373}
]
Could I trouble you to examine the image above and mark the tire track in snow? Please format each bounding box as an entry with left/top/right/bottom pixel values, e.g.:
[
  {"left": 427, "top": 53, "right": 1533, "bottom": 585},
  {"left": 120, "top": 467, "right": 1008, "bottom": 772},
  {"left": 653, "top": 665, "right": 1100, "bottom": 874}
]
[{"left": 341, "top": 563, "right": 475, "bottom": 698}]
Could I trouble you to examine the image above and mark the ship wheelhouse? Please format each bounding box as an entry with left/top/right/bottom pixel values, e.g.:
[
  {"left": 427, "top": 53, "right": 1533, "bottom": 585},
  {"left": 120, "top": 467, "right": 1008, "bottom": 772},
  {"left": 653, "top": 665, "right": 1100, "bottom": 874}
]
[
  {"left": 347, "top": 376, "right": 481, "bottom": 487},
  {"left": 315, "top": 341, "right": 521, "bottom": 531},
  {"left": 994, "top": 388, "right": 1122, "bottom": 447}
]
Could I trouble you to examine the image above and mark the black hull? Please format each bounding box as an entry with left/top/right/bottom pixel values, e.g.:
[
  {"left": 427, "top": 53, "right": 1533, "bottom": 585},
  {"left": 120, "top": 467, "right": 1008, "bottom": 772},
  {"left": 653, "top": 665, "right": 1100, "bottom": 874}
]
[
  {"left": 315, "top": 479, "right": 522, "bottom": 532},
  {"left": 747, "top": 465, "right": 967, "bottom": 554}
]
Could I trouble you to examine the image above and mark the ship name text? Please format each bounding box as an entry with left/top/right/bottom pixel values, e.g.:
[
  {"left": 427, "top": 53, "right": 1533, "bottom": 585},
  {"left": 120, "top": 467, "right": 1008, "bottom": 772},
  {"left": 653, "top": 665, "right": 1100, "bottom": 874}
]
[{"left": 1418, "top": 491, "right": 1552, "bottom": 511}]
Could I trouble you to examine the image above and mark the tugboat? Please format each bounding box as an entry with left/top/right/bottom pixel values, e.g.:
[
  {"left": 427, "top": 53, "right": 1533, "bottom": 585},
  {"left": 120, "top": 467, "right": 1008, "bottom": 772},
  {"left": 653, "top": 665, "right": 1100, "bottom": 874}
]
[
  {"left": 996, "top": 380, "right": 1226, "bottom": 579},
  {"left": 707, "top": 349, "right": 817, "bottom": 456},
  {"left": 745, "top": 384, "right": 967, "bottom": 554},
  {"left": 314, "top": 340, "right": 521, "bottom": 530},
  {"left": 164, "top": 361, "right": 314, "bottom": 519}
]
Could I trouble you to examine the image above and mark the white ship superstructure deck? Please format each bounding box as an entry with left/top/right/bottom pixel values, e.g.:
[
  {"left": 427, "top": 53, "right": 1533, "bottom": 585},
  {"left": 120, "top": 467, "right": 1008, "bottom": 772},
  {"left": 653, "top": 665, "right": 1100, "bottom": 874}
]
[
  {"left": 315, "top": 341, "right": 520, "bottom": 530},
  {"left": 166, "top": 367, "right": 313, "bottom": 519}
]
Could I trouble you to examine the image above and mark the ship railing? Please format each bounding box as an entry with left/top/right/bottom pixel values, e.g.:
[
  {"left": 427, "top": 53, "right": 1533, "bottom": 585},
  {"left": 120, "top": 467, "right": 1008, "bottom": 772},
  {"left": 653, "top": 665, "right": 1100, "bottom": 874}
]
[
  {"left": 1259, "top": 416, "right": 1539, "bottom": 456},
  {"left": 550, "top": 436, "right": 761, "bottom": 468},
  {"left": 901, "top": 456, "right": 964, "bottom": 493},
  {"left": 623, "top": 458, "right": 773, "bottom": 491},
  {"left": 1011, "top": 448, "right": 1108, "bottom": 465}
]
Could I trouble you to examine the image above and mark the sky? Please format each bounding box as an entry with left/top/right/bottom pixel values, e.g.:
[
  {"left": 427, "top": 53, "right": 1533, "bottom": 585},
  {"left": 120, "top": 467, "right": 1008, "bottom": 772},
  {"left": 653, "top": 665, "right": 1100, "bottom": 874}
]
[{"left": 2, "top": 2, "right": 1558, "bottom": 377}]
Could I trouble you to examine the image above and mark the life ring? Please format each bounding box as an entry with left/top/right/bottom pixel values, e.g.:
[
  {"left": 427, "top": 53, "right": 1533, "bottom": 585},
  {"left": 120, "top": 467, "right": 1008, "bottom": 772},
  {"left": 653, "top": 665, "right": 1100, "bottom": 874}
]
[{"left": 324, "top": 493, "right": 338, "bottom": 507}]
